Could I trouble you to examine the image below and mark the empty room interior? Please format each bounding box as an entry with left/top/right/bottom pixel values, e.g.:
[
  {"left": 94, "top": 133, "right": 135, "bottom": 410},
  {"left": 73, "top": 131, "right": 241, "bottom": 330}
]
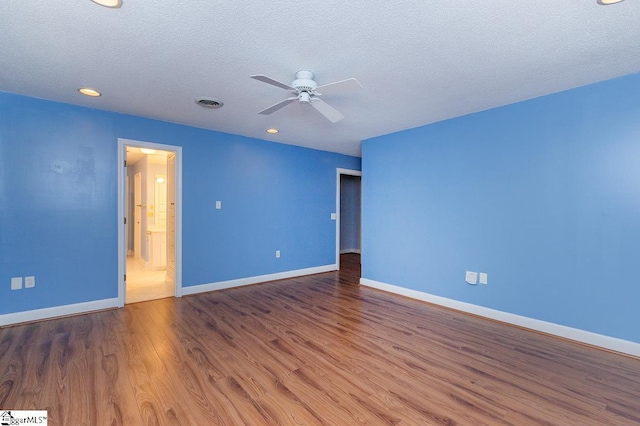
[{"left": 2, "top": 1, "right": 640, "bottom": 425}]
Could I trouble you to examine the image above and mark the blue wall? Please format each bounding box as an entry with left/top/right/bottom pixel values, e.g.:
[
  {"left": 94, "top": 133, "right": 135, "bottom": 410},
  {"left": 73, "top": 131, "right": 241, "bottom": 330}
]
[
  {"left": 362, "top": 72, "right": 640, "bottom": 343},
  {"left": 0, "top": 92, "right": 360, "bottom": 315}
]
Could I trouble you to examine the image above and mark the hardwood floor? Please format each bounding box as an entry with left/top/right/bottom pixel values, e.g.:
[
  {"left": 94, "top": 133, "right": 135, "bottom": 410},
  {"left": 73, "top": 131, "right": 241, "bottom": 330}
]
[{"left": 1, "top": 254, "right": 639, "bottom": 425}]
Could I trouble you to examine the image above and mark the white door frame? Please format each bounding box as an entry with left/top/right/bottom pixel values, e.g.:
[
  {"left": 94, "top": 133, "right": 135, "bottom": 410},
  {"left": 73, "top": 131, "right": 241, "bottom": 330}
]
[
  {"left": 335, "top": 168, "right": 362, "bottom": 270},
  {"left": 117, "top": 138, "right": 183, "bottom": 307}
]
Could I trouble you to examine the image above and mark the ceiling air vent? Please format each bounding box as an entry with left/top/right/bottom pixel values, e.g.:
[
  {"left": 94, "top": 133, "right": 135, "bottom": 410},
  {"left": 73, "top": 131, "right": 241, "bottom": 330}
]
[{"left": 195, "top": 98, "right": 224, "bottom": 108}]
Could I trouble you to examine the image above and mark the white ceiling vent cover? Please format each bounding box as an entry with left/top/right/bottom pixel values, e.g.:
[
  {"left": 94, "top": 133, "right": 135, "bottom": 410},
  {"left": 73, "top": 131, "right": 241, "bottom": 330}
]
[{"left": 195, "top": 98, "right": 224, "bottom": 108}]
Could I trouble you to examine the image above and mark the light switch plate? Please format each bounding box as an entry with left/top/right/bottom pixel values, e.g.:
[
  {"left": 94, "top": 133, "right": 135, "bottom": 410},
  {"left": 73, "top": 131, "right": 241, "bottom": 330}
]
[
  {"left": 331, "top": 213, "right": 337, "bottom": 220},
  {"left": 11, "top": 277, "right": 22, "bottom": 290},
  {"left": 215, "top": 201, "right": 221, "bottom": 210},
  {"left": 465, "top": 271, "right": 478, "bottom": 285},
  {"left": 275, "top": 250, "right": 281, "bottom": 258},
  {"left": 479, "top": 272, "right": 488, "bottom": 285}
]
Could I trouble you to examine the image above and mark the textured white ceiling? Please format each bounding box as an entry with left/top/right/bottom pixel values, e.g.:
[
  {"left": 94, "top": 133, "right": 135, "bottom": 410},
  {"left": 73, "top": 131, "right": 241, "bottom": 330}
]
[{"left": 1, "top": 1, "right": 639, "bottom": 157}]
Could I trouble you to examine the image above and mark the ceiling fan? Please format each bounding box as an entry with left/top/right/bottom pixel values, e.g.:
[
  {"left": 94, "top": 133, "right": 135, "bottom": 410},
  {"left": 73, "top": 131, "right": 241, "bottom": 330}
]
[{"left": 250, "top": 70, "right": 362, "bottom": 123}]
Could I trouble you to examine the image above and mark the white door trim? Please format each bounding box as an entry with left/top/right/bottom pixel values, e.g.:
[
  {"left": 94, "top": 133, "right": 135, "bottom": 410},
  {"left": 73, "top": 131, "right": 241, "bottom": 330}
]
[
  {"left": 336, "top": 168, "right": 362, "bottom": 270},
  {"left": 117, "top": 138, "right": 183, "bottom": 307}
]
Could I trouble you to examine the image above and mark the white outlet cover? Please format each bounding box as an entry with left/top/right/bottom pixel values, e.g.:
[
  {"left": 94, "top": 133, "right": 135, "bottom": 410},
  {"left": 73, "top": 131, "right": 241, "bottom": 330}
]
[
  {"left": 479, "top": 272, "right": 488, "bottom": 285},
  {"left": 331, "top": 213, "right": 337, "bottom": 220},
  {"left": 25, "top": 276, "right": 35, "bottom": 288},
  {"left": 215, "top": 201, "right": 221, "bottom": 209},
  {"left": 465, "top": 271, "right": 478, "bottom": 285},
  {"left": 275, "top": 250, "right": 281, "bottom": 258}
]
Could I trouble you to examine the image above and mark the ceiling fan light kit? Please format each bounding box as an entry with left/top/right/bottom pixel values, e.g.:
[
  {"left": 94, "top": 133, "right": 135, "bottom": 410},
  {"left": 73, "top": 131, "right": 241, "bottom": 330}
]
[{"left": 250, "top": 70, "right": 362, "bottom": 123}]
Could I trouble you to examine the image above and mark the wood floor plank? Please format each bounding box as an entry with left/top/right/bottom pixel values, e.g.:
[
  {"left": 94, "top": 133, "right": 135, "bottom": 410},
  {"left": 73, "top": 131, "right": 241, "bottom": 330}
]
[
  {"left": 92, "top": 309, "right": 145, "bottom": 426},
  {"left": 126, "top": 302, "right": 220, "bottom": 426},
  {"left": 1, "top": 254, "right": 640, "bottom": 425}
]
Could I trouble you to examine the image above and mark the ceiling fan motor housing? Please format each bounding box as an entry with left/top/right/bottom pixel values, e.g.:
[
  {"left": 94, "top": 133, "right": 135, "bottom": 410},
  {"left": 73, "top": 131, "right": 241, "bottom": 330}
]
[{"left": 292, "top": 70, "right": 318, "bottom": 94}]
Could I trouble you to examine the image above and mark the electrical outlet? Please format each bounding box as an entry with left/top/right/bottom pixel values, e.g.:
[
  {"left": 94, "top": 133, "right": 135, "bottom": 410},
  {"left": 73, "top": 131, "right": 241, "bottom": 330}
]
[
  {"left": 275, "top": 250, "right": 281, "bottom": 258},
  {"left": 331, "top": 213, "right": 337, "bottom": 220},
  {"left": 11, "top": 277, "right": 22, "bottom": 290},
  {"left": 25, "top": 276, "right": 35, "bottom": 288},
  {"left": 479, "top": 272, "right": 488, "bottom": 285},
  {"left": 215, "top": 201, "right": 221, "bottom": 210}
]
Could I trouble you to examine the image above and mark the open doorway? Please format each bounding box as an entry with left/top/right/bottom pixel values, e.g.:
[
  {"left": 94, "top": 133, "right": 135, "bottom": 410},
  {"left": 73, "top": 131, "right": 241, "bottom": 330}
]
[
  {"left": 117, "top": 139, "right": 182, "bottom": 307},
  {"left": 126, "top": 147, "right": 170, "bottom": 303},
  {"left": 336, "top": 168, "right": 362, "bottom": 280}
]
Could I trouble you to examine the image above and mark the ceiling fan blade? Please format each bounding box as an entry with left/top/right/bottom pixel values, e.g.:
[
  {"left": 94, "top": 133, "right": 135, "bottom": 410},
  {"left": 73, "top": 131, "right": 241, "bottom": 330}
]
[
  {"left": 258, "top": 97, "right": 298, "bottom": 115},
  {"left": 315, "top": 78, "right": 362, "bottom": 95},
  {"left": 250, "top": 74, "right": 295, "bottom": 91},
  {"left": 311, "top": 99, "right": 345, "bottom": 123}
]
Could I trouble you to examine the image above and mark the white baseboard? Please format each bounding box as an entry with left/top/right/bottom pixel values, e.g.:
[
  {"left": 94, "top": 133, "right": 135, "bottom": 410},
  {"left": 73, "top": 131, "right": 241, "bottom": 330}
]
[
  {"left": 360, "top": 278, "right": 640, "bottom": 358},
  {"left": 0, "top": 265, "right": 337, "bottom": 326},
  {"left": 0, "top": 298, "right": 119, "bottom": 327},
  {"left": 182, "top": 264, "right": 337, "bottom": 296},
  {"left": 340, "top": 249, "right": 361, "bottom": 254}
]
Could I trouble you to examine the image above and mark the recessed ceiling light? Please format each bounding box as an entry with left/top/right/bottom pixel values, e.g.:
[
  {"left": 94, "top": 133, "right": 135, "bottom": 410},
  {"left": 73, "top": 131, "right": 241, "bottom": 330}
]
[
  {"left": 597, "top": 0, "right": 624, "bottom": 4},
  {"left": 140, "top": 148, "right": 157, "bottom": 154},
  {"left": 91, "top": 0, "right": 122, "bottom": 8},
  {"left": 266, "top": 128, "right": 279, "bottom": 134},
  {"left": 78, "top": 88, "right": 101, "bottom": 97}
]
